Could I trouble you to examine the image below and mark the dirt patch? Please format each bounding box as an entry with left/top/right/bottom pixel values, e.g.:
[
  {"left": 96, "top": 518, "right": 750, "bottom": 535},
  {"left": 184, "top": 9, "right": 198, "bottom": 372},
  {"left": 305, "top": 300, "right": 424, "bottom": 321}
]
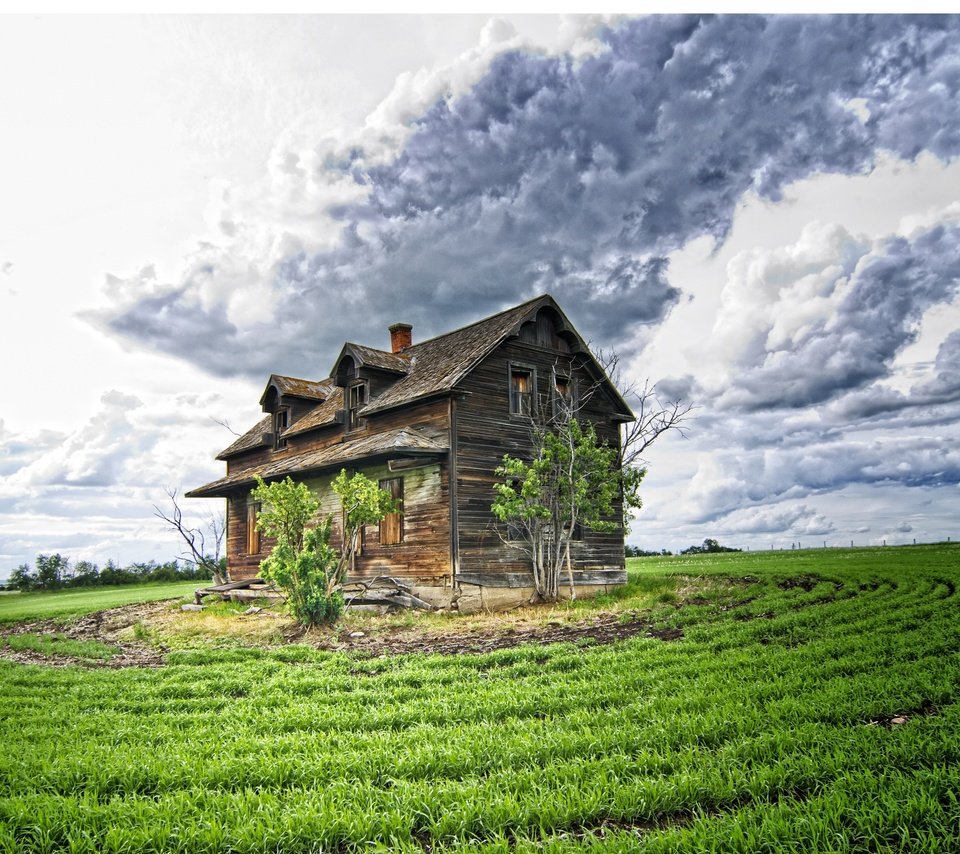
[
  {"left": 307, "top": 612, "right": 682, "bottom": 659},
  {"left": 865, "top": 699, "right": 941, "bottom": 728},
  {"left": 777, "top": 575, "right": 820, "bottom": 592},
  {"left": 0, "top": 600, "right": 685, "bottom": 668},
  {"left": 0, "top": 600, "right": 171, "bottom": 668}
]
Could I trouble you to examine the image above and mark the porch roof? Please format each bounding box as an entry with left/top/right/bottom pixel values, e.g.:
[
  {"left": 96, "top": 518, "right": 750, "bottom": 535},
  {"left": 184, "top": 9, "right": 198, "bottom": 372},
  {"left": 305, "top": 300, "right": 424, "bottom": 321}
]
[{"left": 187, "top": 427, "right": 447, "bottom": 498}]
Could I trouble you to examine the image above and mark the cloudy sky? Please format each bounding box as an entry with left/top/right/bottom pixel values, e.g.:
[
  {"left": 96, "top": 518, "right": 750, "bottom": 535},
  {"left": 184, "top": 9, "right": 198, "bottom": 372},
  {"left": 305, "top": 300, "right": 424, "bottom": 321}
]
[{"left": 2, "top": 13, "right": 959, "bottom": 576}]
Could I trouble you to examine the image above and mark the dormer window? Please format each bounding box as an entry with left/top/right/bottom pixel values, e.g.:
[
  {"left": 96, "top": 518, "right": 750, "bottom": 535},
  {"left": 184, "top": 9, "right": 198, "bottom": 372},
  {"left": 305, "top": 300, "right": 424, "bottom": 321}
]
[
  {"left": 347, "top": 382, "right": 368, "bottom": 431},
  {"left": 273, "top": 408, "right": 289, "bottom": 449}
]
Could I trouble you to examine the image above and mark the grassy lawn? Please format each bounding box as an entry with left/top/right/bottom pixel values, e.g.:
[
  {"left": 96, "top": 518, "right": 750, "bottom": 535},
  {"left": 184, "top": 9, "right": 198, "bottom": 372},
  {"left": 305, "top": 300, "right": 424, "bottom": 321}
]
[
  {"left": 0, "top": 581, "right": 200, "bottom": 624},
  {"left": 0, "top": 545, "right": 958, "bottom": 851}
]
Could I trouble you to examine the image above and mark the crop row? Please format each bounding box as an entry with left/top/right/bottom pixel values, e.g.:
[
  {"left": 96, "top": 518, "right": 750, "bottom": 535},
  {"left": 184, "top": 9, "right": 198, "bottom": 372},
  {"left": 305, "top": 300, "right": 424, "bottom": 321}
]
[{"left": 0, "top": 545, "right": 957, "bottom": 851}]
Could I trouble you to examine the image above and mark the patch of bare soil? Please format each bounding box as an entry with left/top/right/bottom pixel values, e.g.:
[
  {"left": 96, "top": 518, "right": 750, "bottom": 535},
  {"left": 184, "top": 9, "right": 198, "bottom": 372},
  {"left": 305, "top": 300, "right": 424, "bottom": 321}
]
[
  {"left": 0, "top": 602, "right": 685, "bottom": 668},
  {"left": 0, "top": 601, "right": 170, "bottom": 668},
  {"left": 301, "top": 612, "right": 683, "bottom": 659}
]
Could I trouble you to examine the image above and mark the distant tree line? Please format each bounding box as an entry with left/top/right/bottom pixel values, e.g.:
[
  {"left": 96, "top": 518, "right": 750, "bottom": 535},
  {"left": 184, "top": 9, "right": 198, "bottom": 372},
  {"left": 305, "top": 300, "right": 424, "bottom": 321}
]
[
  {"left": 5, "top": 553, "right": 224, "bottom": 592},
  {"left": 625, "top": 538, "right": 742, "bottom": 557},
  {"left": 680, "top": 538, "right": 741, "bottom": 555},
  {"left": 625, "top": 545, "right": 674, "bottom": 557}
]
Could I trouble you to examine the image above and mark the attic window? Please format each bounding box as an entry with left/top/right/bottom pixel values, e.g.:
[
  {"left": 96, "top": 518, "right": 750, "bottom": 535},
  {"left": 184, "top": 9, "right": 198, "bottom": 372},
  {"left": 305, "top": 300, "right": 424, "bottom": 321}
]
[
  {"left": 273, "top": 408, "right": 289, "bottom": 449},
  {"left": 346, "top": 382, "right": 368, "bottom": 431},
  {"left": 509, "top": 366, "right": 534, "bottom": 416}
]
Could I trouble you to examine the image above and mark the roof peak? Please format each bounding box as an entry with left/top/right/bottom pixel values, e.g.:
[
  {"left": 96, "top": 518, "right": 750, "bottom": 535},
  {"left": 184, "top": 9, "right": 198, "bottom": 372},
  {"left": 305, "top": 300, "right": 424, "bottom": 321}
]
[{"left": 403, "top": 293, "right": 553, "bottom": 352}]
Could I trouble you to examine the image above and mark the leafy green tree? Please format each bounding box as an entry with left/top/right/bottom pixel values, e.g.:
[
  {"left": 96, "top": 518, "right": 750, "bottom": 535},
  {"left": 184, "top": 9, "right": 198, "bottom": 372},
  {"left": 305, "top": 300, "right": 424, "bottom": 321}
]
[
  {"left": 493, "top": 419, "right": 632, "bottom": 602},
  {"left": 253, "top": 471, "right": 396, "bottom": 626},
  {"left": 72, "top": 560, "right": 100, "bottom": 586},
  {"left": 680, "top": 538, "right": 741, "bottom": 555},
  {"left": 34, "top": 554, "right": 69, "bottom": 590},
  {"left": 9, "top": 564, "right": 34, "bottom": 591}
]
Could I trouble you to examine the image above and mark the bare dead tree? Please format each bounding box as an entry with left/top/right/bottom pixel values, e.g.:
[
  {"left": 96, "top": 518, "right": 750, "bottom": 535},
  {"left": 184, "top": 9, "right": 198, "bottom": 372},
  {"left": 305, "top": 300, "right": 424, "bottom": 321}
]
[
  {"left": 210, "top": 417, "right": 241, "bottom": 437},
  {"left": 153, "top": 488, "right": 227, "bottom": 585},
  {"left": 591, "top": 348, "right": 695, "bottom": 470}
]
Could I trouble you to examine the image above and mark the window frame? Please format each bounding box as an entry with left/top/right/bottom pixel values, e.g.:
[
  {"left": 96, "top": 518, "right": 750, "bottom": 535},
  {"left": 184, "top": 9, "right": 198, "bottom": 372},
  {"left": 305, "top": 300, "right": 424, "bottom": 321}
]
[
  {"left": 346, "top": 381, "right": 368, "bottom": 431},
  {"left": 508, "top": 363, "right": 537, "bottom": 417},
  {"left": 551, "top": 367, "right": 577, "bottom": 420},
  {"left": 273, "top": 408, "right": 289, "bottom": 450}
]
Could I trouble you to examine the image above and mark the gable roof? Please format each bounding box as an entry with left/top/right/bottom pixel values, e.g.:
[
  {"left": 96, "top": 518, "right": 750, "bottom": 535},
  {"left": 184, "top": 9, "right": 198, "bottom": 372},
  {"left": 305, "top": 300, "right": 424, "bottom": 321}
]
[
  {"left": 355, "top": 296, "right": 543, "bottom": 416},
  {"left": 359, "top": 294, "right": 633, "bottom": 419},
  {"left": 335, "top": 342, "right": 411, "bottom": 375},
  {"left": 214, "top": 293, "right": 633, "bottom": 461},
  {"left": 282, "top": 386, "right": 343, "bottom": 438},
  {"left": 215, "top": 415, "right": 272, "bottom": 461},
  {"left": 259, "top": 374, "right": 332, "bottom": 407}
]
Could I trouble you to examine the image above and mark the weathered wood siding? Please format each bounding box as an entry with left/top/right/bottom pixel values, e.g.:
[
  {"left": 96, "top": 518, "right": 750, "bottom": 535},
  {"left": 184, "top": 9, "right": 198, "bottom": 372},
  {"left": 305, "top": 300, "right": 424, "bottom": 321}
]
[
  {"left": 454, "top": 339, "right": 626, "bottom": 587},
  {"left": 223, "top": 398, "right": 451, "bottom": 583},
  {"left": 225, "top": 491, "right": 275, "bottom": 582},
  {"left": 303, "top": 461, "right": 451, "bottom": 586}
]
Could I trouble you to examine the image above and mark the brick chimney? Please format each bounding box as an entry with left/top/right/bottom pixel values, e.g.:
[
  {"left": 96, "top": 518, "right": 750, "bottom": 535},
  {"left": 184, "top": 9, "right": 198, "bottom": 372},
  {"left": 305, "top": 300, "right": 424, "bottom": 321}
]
[{"left": 389, "top": 322, "right": 413, "bottom": 353}]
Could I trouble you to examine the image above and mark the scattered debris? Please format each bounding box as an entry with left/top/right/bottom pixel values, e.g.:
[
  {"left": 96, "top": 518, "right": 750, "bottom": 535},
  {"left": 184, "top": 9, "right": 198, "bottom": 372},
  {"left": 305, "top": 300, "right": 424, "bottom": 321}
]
[
  {"left": 342, "top": 576, "right": 435, "bottom": 611},
  {"left": 181, "top": 604, "right": 205, "bottom": 612},
  {"left": 194, "top": 577, "right": 284, "bottom": 605}
]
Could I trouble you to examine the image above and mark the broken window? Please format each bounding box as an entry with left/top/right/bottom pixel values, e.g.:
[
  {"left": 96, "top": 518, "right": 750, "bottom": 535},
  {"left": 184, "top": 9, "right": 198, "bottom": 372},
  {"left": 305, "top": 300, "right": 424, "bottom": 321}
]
[
  {"left": 509, "top": 366, "right": 534, "bottom": 416},
  {"left": 347, "top": 383, "right": 368, "bottom": 431},
  {"left": 552, "top": 369, "right": 576, "bottom": 419}
]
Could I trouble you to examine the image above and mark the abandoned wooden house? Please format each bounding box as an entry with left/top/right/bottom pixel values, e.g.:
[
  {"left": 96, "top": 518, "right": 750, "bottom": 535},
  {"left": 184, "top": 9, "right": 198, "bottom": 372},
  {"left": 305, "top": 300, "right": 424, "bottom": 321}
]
[{"left": 187, "top": 294, "right": 634, "bottom": 609}]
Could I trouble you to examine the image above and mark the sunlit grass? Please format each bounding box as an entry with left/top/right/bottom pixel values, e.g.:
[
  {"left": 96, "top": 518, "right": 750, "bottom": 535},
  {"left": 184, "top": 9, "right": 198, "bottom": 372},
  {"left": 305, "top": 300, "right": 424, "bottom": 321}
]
[
  {"left": 0, "top": 582, "right": 200, "bottom": 624},
  {"left": 3, "top": 632, "right": 120, "bottom": 661}
]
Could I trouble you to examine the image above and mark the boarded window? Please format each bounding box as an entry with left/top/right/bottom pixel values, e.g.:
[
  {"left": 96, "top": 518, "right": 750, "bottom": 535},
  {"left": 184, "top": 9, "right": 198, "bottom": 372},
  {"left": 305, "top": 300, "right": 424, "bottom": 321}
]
[
  {"left": 379, "top": 477, "right": 404, "bottom": 545},
  {"left": 510, "top": 367, "right": 533, "bottom": 416},
  {"left": 246, "top": 503, "right": 261, "bottom": 555}
]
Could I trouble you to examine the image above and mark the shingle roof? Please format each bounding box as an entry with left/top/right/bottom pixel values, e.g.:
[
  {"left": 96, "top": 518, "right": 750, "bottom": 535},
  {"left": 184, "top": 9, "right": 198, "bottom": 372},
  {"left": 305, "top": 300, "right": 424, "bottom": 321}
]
[
  {"left": 215, "top": 416, "right": 272, "bottom": 461},
  {"left": 359, "top": 295, "right": 548, "bottom": 415},
  {"left": 215, "top": 293, "right": 632, "bottom": 460},
  {"left": 188, "top": 427, "right": 447, "bottom": 498},
  {"left": 342, "top": 343, "right": 411, "bottom": 374},
  {"left": 273, "top": 375, "right": 332, "bottom": 399},
  {"left": 281, "top": 386, "right": 344, "bottom": 438}
]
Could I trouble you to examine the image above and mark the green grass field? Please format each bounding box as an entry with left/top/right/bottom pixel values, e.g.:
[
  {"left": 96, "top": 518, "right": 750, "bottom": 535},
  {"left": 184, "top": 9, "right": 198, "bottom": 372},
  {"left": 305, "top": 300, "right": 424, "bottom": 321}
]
[
  {"left": 0, "top": 545, "right": 958, "bottom": 852},
  {"left": 0, "top": 581, "right": 200, "bottom": 624}
]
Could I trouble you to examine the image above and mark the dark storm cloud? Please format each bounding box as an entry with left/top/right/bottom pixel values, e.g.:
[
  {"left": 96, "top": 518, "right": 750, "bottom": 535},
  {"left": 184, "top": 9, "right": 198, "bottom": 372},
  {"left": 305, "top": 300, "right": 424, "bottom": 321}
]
[
  {"left": 90, "top": 14, "right": 960, "bottom": 381},
  {"left": 830, "top": 329, "right": 960, "bottom": 422},
  {"left": 718, "top": 220, "right": 960, "bottom": 411},
  {"left": 685, "top": 433, "right": 960, "bottom": 524}
]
